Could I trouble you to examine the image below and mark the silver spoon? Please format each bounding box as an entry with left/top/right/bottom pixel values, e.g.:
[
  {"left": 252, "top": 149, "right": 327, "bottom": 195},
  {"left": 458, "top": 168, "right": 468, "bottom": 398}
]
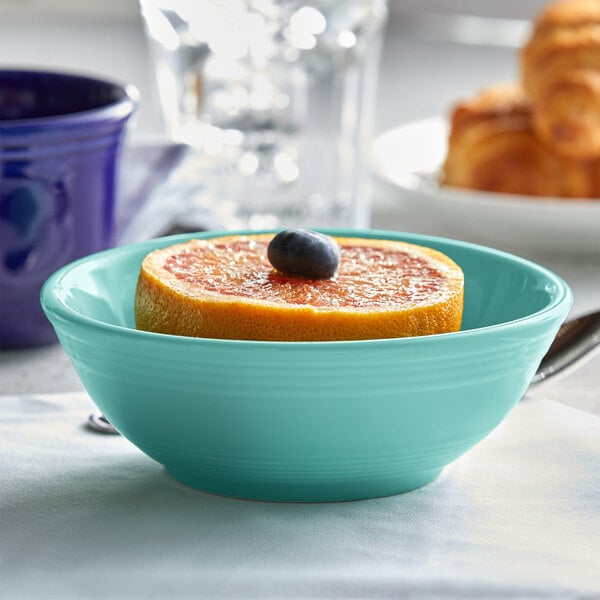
[
  {"left": 87, "top": 412, "right": 118, "bottom": 434},
  {"left": 86, "top": 309, "right": 600, "bottom": 434},
  {"left": 530, "top": 309, "right": 600, "bottom": 385}
]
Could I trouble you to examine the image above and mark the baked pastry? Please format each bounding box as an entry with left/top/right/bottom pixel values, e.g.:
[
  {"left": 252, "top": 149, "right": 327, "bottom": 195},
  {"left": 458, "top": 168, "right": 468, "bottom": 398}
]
[
  {"left": 442, "top": 83, "right": 600, "bottom": 198},
  {"left": 521, "top": 0, "right": 600, "bottom": 158},
  {"left": 443, "top": 84, "right": 561, "bottom": 196}
]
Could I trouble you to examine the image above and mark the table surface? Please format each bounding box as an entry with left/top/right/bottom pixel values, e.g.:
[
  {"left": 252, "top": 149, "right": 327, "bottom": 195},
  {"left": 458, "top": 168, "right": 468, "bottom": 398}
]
[
  {"left": 2, "top": 391, "right": 599, "bottom": 599},
  {"left": 1, "top": 6, "right": 600, "bottom": 599}
]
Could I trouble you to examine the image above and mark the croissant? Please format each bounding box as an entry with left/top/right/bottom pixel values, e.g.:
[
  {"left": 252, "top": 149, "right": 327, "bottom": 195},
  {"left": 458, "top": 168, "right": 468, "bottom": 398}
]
[
  {"left": 442, "top": 83, "right": 600, "bottom": 198},
  {"left": 521, "top": 0, "right": 600, "bottom": 158}
]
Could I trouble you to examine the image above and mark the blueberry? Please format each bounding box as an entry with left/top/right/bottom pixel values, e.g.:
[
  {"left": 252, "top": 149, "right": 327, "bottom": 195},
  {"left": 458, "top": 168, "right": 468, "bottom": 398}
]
[{"left": 267, "top": 229, "right": 341, "bottom": 279}]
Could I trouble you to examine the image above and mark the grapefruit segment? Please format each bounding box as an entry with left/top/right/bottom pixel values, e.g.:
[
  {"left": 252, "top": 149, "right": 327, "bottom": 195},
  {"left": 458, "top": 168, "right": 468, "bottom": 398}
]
[{"left": 135, "top": 234, "right": 464, "bottom": 341}]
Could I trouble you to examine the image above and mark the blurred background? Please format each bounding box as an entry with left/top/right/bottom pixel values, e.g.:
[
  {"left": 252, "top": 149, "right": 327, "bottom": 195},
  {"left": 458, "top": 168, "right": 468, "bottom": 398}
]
[{"left": 0, "top": 0, "right": 549, "bottom": 139}]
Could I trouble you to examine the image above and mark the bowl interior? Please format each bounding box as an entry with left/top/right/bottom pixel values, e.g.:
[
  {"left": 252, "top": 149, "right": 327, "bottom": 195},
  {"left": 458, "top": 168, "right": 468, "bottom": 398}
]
[{"left": 45, "top": 230, "right": 567, "bottom": 336}]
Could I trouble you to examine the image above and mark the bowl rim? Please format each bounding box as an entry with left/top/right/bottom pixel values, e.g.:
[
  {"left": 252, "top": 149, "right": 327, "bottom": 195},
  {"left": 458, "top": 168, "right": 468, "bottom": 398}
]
[{"left": 40, "top": 228, "right": 573, "bottom": 348}]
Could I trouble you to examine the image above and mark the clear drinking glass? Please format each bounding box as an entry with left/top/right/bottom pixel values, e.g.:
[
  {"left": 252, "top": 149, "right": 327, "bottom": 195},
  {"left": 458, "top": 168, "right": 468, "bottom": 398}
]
[{"left": 139, "top": 0, "right": 388, "bottom": 231}]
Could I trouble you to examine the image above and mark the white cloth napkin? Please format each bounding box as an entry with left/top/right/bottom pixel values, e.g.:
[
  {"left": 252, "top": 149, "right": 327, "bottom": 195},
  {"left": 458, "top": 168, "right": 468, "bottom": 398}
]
[{"left": 1, "top": 392, "right": 599, "bottom": 599}]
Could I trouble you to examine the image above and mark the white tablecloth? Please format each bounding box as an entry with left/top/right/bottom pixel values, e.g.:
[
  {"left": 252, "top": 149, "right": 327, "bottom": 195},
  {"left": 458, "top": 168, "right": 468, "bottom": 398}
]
[{"left": 1, "top": 392, "right": 599, "bottom": 599}]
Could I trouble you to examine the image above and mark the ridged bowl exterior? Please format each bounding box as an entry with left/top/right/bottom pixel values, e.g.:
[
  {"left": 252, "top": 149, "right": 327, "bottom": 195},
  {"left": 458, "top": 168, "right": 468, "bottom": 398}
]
[{"left": 41, "top": 230, "right": 572, "bottom": 501}]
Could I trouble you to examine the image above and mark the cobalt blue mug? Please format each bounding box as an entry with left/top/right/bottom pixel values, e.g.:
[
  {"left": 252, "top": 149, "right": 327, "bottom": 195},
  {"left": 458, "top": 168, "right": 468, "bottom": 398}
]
[{"left": 0, "top": 69, "right": 138, "bottom": 349}]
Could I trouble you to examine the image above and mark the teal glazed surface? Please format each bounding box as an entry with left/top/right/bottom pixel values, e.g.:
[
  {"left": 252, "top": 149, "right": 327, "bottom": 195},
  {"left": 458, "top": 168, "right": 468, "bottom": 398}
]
[{"left": 41, "top": 229, "right": 572, "bottom": 502}]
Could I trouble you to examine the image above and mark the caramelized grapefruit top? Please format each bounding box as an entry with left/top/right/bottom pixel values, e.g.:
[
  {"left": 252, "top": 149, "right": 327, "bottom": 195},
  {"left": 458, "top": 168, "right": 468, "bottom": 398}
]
[{"left": 135, "top": 233, "right": 464, "bottom": 341}]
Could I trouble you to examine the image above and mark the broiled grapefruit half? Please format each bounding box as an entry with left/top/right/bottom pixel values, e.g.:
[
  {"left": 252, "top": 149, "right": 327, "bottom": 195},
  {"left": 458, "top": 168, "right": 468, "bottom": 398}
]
[{"left": 135, "top": 234, "right": 464, "bottom": 341}]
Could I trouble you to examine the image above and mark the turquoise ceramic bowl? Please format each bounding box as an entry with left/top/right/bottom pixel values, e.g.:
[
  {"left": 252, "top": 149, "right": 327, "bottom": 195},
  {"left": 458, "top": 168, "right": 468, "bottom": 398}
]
[{"left": 41, "top": 229, "right": 572, "bottom": 502}]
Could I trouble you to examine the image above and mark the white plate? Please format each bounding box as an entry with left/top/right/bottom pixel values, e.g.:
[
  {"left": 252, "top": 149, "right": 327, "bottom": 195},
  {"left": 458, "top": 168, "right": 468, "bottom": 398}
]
[{"left": 371, "top": 117, "right": 600, "bottom": 255}]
